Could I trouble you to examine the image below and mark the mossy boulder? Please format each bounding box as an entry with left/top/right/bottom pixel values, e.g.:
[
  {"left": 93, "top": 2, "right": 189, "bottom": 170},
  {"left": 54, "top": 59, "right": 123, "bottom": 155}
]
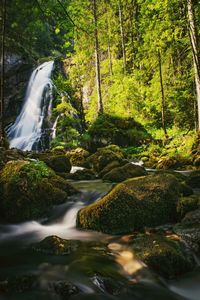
[
  {"left": 174, "top": 209, "right": 200, "bottom": 254},
  {"left": 98, "top": 161, "right": 126, "bottom": 178},
  {"left": 176, "top": 195, "right": 200, "bottom": 219},
  {"left": 128, "top": 234, "right": 195, "bottom": 279},
  {"left": 86, "top": 114, "right": 152, "bottom": 151},
  {"left": 32, "top": 235, "right": 81, "bottom": 255},
  {"left": 66, "top": 147, "right": 90, "bottom": 167},
  {"left": 66, "top": 169, "right": 96, "bottom": 180},
  {"left": 0, "top": 160, "right": 78, "bottom": 222},
  {"left": 88, "top": 146, "right": 125, "bottom": 173},
  {"left": 186, "top": 171, "right": 200, "bottom": 189},
  {"left": 102, "top": 163, "right": 147, "bottom": 183},
  {"left": 32, "top": 152, "right": 71, "bottom": 173},
  {"left": 77, "top": 174, "right": 181, "bottom": 234}
]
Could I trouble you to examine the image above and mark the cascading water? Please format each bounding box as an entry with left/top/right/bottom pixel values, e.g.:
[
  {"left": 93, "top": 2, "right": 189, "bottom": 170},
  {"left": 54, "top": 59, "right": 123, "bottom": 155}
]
[{"left": 7, "top": 61, "right": 54, "bottom": 151}]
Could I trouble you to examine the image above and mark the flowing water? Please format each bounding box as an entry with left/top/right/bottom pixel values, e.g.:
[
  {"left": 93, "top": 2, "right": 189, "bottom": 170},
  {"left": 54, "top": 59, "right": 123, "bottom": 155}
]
[
  {"left": 7, "top": 61, "right": 55, "bottom": 151},
  {"left": 0, "top": 180, "right": 200, "bottom": 300}
]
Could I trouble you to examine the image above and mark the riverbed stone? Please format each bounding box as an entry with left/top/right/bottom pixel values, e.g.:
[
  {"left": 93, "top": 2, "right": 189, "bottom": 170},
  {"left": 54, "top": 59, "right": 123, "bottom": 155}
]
[
  {"left": 186, "top": 171, "right": 200, "bottom": 189},
  {"left": 77, "top": 174, "right": 181, "bottom": 234},
  {"left": 87, "top": 145, "right": 125, "bottom": 173},
  {"left": 102, "top": 163, "right": 147, "bottom": 182},
  {"left": 127, "top": 233, "right": 195, "bottom": 279},
  {"left": 66, "top": 169, "right": 96, "bottom": 180},
  {"left": 176, "top": 195, "right": 200, "bottom": 219},
  {"left": 66, "top": 147, "right": 91, "bottom": 168},
  {"left": 32, "top": 235, "right": 81, "bottom": 255},
  {"left": 0, "top": 160, "right": 78, "bottom": 222}
]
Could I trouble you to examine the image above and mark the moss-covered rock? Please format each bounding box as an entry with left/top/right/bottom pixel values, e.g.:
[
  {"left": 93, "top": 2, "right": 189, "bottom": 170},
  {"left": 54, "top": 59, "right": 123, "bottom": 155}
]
[
  {"left": 43, "top": 154, "right": 71, "bottom": 173},
  {"left": 32, "top": 235, "right": 81, "bottom": 255},
  {"left": 98, "top": 161, "right": 126, "bottom": 178},
  {"left": 66, "top": 169, "right": 96, "bottom": 180},
  {"left": 174, "top": 210, "right": 200, "bottom": 254},
  {"left": 128, "top": 234, "right": 195, "bottom": 279},
  {"left": 176, "top": 195, "right": 200, "bottom": 219},
  {"left": 0, "top": 160, "right": 78, "bottom": 222},
  {"left": 77, "top": 174, "right": 181, "bottom": 234},
  {"left": 66, "top": 147, "right": 91, "bottom": 167},
  {"left": 103, "top": 163, "right": 147, "bottom": 183},
  {"left": 186, "top": 171, "right": 200, "bottom": 189},
  {"left": 86, "top": 114, "right": 152, "bottom": 151},
  {"left": 88, "top": 146, "right": 125, "bottom": 173},
  {"left": 32, "top": 152, "right": 71, "bottom": 173}
]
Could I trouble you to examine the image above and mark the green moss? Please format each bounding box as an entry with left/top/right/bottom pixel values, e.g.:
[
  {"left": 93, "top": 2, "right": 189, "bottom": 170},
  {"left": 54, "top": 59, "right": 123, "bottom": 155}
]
[
  {"left": 87, "top": 114, "right": 152, "bottom": 151},
  {"left": 66, "top": 147, "right": 90, "bottom": 167},
  {"left": 128, "top": 234, "right": 195, "bottom": 279},
  {"left": 0, "top": 160, "right": 77, "bottom": 222},
  {"left": 102, "top": 163, "right": 147, "bottom": 182},
  {"left": 32, "top": 235, "right": 81, "bottom": 255},
  {"left": 77, "top": 174, "right": 180, "bottom": 234},
  {"left": 34, "top": 153, "right": 71, "bottom": 173},
  {"left": 88, "top": 146, "right": 125, "bottom": 173},
  {"left": 177, "top": 196, "right": 200, "bottom": 219}
]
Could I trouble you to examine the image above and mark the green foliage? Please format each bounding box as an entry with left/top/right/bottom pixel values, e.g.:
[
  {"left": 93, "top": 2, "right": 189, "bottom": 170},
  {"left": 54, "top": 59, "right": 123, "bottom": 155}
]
[{"left": 86, "top": 113, "right": 151, "bottom": 150}]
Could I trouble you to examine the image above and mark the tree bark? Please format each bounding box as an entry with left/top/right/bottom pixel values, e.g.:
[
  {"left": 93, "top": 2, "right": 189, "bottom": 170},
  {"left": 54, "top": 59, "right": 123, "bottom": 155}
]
[
  {"left": 93, "top": 0, "right": 103, "bottom": 114},
  {"left": 158, "top": 49, "right": 168, "bottom": 137},
  {"left": 0, "top": 0, "right": 6, "bottom": 140},
  {"left": 106, "top": 17, "right": 113, "bottom": 76},
  {"left": 187, "top": 0, "right": 200, "bottom": 131},
  {"left": 118, "top": 0, "right": 126, "bottom": 73}
]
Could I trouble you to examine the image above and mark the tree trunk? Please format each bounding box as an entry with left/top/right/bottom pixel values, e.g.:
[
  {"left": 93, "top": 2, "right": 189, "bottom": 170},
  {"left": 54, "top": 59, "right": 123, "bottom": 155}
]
[
  {"left": 93, "top": 0, "right": 103, "bottom": 114},
  {"left": 158, "top": 49, "right": 168, "bottom": 137},
  {"left": 187, "top": 0, "right": 200, "bottom": 131},
  {"left": 118, "top": 0, "right": 126, "bottom": 73},
  {"left": 0, "top": 0, "right": 6, "bottom": 140},
  {"left": 106, "top": 17, "right": 113, "bottom": 76}
]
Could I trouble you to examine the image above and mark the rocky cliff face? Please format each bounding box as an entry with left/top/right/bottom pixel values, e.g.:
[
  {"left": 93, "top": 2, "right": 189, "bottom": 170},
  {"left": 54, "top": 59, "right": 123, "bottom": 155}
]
[{"left": 4, "top": 54, "right": 33, "bottom": 126}]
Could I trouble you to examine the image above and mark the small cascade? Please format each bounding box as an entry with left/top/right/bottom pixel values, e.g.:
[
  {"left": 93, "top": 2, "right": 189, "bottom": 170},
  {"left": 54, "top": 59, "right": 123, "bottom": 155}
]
[
  {"left": 7, "top": 61, "right": 54, "bottom": 151},
  {"left": 52, "top": 115, "right": 60, "bottom": 139}
]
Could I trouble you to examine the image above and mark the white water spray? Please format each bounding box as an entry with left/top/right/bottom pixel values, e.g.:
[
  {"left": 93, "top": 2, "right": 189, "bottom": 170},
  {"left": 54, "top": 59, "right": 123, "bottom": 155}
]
[{"left": 7, "top": 61, "right": 54, "bottom": 151}]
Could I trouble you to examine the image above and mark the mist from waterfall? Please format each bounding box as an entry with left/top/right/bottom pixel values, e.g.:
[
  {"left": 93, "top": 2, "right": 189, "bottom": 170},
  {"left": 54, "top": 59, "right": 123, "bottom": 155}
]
[{"left": 7, "top": 61, "right": 54, "bottom": 151}]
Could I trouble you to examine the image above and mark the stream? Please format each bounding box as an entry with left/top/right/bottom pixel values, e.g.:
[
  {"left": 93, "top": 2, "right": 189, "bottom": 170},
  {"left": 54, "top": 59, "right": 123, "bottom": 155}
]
[{"left": 0, "top": 179, "right": 200, "bottom": 300}]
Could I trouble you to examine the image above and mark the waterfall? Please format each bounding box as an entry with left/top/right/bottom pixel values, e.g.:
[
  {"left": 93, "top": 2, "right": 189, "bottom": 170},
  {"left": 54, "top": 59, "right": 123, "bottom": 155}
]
[{"left": 7, "top": 61, "right": 54, "bottom": 151}]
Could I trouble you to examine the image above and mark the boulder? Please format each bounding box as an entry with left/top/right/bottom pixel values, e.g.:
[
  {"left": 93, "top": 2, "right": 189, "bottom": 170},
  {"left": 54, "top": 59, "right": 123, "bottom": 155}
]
[
  {"left": 66, "top": 147, "right": 90, "bottom": 168},
  {"left": 102, "top": 163, "right": 147, "bottom": 182},
  {"left": 128, "top": 233, "right": 195, "bottom": 279},
  {"left": 42, "top": 154, "right": 71, "bottom": 173},
  {"left": 32, "top": 235, "right": 81, "bottom": 255},
  {"left": 98, "top": 160, "right": 126, "bottom": 178},
  {"left": 186, "top": 171, "right": 200, "bottom": 189},
  {"left": 88, "top": 146, "right": 125, "bottom": 173},
  {"left": 176, "top": 195, "right": 200, "bottom": 219},
  {"left": 174, "top": 209, "right": 200, "bottom": 254},
  {"left": 32, "top": 152, "right": 71, "bottom": 173},
  {"left": 66, "top": 169, "right": 96, "bottom": 181},
  {"left": 86, "top": 114, "right": 152, "bottom": 151},
  {"left": 77, "top": 174, "right": 181, "bottom": 234},
  {"left": 0, "top": 160, "right": 78, "bottom": 222}
]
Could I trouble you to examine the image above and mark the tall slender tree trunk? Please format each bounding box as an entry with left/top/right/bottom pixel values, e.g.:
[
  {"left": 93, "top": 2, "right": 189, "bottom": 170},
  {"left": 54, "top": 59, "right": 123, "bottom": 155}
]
[
  {"left": 0, "top": 0, "right": 6, "bottom": 140},
  {"left": 187, "top": 0, "right": 200, "bottom": 131},
  {"left": 158, "top": 49, "right": 168, "bottom": 137},
  {"left": 106, "top": 18, "right": 113, "bottom": 76},
  {"left": 118, "top": 0, "right": 126, "bottom": 73},
  {"left": 93, "top": 0, "right": 103, "bottom": 114}
]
